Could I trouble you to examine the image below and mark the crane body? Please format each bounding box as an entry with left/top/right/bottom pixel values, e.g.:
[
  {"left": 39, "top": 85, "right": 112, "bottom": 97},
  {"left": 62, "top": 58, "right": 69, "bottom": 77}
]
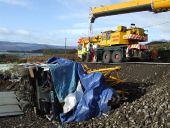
[{"left": 78, "top": 25, "right": 149, "bottom": 63}]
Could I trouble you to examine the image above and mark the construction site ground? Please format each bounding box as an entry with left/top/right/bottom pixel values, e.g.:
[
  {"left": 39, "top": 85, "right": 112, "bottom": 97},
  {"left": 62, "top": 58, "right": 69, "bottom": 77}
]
[{"left": 0, "top": 61, "right": 170, "bottom": 128}]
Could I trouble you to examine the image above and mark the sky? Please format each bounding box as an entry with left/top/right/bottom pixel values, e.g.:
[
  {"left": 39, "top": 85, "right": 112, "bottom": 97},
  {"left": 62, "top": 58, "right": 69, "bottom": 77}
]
[{"left": 0, "top": 0, "right": 170, "bottom": 46}]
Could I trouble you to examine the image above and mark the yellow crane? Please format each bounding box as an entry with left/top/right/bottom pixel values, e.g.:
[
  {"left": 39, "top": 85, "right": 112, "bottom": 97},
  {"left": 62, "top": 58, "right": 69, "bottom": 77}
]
[
  {"left": 78, "top": 0, "right": 170, "bottom": 63},
  {"left": 78, "top": 25, "right": 148, "bottom": 63},
  {"left": 90, "top": 0, "right": 170, "bottom": 23}
]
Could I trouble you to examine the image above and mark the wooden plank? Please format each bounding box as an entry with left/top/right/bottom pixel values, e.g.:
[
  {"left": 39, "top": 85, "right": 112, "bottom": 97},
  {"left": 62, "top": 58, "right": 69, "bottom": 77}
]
[
  {"left": 0, "top": 97, "right": 19, "bottom": 105},
  {"left": 0, "top": 91, "right": 16, "bottom": 98},
  {"left": 0, "top": 105, "right": 23, "bottom": 117},
  {"left": 0, "top": 91, "right": 23, "bottom": 117}
]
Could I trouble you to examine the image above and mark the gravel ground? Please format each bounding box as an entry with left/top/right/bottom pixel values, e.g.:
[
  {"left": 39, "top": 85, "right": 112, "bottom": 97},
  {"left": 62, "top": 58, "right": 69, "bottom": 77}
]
[
  {"left": 0, "top": 64, "right": 170, "bottom": 128},
  {"left": 64, "top": 64, "right": 170, "bottom": 128}
]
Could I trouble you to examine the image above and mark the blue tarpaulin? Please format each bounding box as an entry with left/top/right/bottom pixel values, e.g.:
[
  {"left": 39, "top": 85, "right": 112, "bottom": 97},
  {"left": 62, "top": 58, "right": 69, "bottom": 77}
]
[
  {"left": 48, "top": 57, "right": 116, "bottom": 123},
  {"left": 48, "top": 58, "right": 79, "bottom": 103}
]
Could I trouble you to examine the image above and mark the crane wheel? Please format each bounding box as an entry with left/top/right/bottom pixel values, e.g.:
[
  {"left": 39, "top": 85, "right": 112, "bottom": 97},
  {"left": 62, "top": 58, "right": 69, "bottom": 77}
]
[
  {"left": 102, "top": 51, "right": 111, "bottom": 63},
  {"left": 111, "top": 51, "right": 122, "bottom": 63}
]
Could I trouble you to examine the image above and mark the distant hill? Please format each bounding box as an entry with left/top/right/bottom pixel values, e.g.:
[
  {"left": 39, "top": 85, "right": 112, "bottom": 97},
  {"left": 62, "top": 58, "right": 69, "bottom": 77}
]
[
  {"left": 0, "top": 41, "right": 76, "bottom": 51},
  {"left": 146, "top": 40, "right": 170, "bottom": 50},
  {"left": 147, "top": 40, "right": 170, "bottom": 45}
]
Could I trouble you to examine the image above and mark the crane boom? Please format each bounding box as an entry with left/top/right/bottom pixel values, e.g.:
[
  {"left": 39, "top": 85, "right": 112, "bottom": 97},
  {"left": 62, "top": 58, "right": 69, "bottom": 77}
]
[{"left": 90, "top": 0, "right": 170, "bottom": 23}]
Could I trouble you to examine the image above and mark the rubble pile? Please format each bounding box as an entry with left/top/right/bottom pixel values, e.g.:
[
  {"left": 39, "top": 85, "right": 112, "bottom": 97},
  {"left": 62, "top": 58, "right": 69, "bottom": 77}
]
[
  {"left": 64, "top": 64, "right": 170, "bottom": 128},
  {"left": 0, "top": 70, "right": 20, "bottom": 91},
  {"left": 0, "top": 64, "right": 170, "bottom": 128}
]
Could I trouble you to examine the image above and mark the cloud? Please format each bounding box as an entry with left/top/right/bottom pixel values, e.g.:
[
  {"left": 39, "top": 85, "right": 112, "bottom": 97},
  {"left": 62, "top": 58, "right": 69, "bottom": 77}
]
[
  {"left": 50, "top": 26, "right": 113, "bottom": 39},
  {"left": 55, "top": 0, "right": 115, "bottom": 20},
  {"left": 0, "top": 0, "right": 170, "bottom": 46},
  {"left": 73, "top": 22, "right": 89, "bottom": 28},
  {"left": 0, "top": 26, "right": 73, "bottom": 45},
  {"left": 56, "top": 12, "right": 88, "bottom": 21},
  {"left": 0, "top": 27, "right": 32, "bottom": 36},
  {"left": 0, "top": 0, "right": 28, "bottom": 6},
  {"left": 15, "top": 29, "right": 31, "bottom": 37},
  {"left": 55, "top": 0, "right": 113, "bottom": 7},
  {"left": 0, "top": 27, "right": 35, "bottom": 41},
  {"left": 54, "top": 0, "right": 127, "bottom": 14},
  {"left": 0, "top": 27, "right": 11, "bottom": 35}
]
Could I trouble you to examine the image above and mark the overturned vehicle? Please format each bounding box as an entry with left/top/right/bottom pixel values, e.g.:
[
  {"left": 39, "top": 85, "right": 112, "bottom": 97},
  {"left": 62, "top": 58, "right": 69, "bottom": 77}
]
[{"left": 21, "top": 58, "right": 140, "bottom": 123}]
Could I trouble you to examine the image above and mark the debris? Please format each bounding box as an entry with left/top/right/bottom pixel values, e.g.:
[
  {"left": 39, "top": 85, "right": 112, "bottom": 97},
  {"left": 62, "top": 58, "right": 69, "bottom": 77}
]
[
  {"left": 0, "top": 64, "right": 15, "bottom": 72},
  {"left": 31, "top": 58, "right": 118, "bottom": 122},
  {"left": 0, "top": 91, "right": 23, "bottom": 117},
  {"left": 0, "top": 60, "right": 170, "bottom": 127}
]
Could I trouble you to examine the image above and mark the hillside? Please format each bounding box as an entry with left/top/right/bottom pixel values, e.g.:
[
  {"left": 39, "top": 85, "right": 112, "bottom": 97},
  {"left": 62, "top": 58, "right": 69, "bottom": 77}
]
[
  {"left": 0, "top": 41, "right": 76, "bottom": 51},
  {"left": 147, "top": 40, "right": 170, "bottom": 50}
]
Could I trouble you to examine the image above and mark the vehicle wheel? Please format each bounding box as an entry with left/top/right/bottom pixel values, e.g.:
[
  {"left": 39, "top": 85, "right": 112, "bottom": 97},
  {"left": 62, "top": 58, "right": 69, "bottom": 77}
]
[
  {"left": 102, "top": 51, "right": 111, "bottom": 63},
  {"left": 111, "top": 50, "right": 122, "bottom": 63}
]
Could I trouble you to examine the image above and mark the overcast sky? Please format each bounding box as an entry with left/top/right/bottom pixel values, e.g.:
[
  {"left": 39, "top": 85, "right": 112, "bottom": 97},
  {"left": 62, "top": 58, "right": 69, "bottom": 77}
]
[{"left": 0, "top": 0, "right": 170, "bottom": 46}]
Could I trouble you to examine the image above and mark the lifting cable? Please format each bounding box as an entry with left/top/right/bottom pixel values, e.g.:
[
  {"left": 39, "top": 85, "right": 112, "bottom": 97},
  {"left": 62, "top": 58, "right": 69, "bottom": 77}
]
[{"left": 143, "top": 21, "right": 170, "bottom": 28}]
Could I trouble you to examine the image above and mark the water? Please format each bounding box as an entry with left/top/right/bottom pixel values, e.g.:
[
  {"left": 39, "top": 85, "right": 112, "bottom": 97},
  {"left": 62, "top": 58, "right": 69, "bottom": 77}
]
[{"left": 0, "top": 52, "right": 43, "bottom": 58}]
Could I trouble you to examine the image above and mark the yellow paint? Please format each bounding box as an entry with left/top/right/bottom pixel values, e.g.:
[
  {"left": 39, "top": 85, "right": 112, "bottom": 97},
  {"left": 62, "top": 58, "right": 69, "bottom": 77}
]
[
  {"left": 92, "top": 0, "right": 150, "bottom": 14},
  {"left": 83, "top": 64, "right": 124, "bottom": 86},
  {"left": 153, "top": 0, "right": 170, "bottom": 11},
  {"left": 78, "top": 26, "right": 147, "bottom": 56},
  {"left": 91, "top": 0, "right": 170, "bottom": 15},
  {"left": 99, "top": 31, "right": 129, "bottom": 47}
]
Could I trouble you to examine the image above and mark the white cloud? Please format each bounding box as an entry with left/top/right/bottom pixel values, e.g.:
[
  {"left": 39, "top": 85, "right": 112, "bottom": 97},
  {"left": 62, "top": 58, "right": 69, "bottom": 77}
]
[
  {"left": 73, "top": 22, "right": 89, "bottom": 28},
  {"left": 0, "top": 27, "right": 11, "bottom": 35},
  {"left": 55, "top": 0, "right": 113, "bottom": 7},
  {"left": 0, "top": 26, "right": 74, "bottom": 45},
  {"left": 55, "top": 0, "right": 114, "bottom": 20},
  {"left": 0, "top": 27, "right": 35, "bottom": 41},
  {"left": 56, "top": 12, "right": 88, "bottom": 21},
  {"left": 0, "top": 0, "right": 28, "bottom": 6},
  {"left": 0, "top": 27, "right": 32, "bottom": 37},
  {"left": 15, "top": 29, "right": 31, "bottom": 36}
]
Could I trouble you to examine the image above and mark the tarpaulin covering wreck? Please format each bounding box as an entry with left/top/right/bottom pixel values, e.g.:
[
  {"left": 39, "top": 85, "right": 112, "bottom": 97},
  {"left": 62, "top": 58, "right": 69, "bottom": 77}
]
[{"left": 27, "top": 58, "right": 118, "bottom": 123}]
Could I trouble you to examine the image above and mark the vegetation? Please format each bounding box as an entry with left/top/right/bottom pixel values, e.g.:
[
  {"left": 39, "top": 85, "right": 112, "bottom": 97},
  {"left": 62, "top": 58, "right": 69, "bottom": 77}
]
[
  {"left": 40, "top": 48, "right": 77, "bottom": 55},
  {"left": 6, "top": 48, "right": 77, "bottom": 54},
  {"left": 0, "top": 48, "right": 78, "bottom": 63},
  {"left": 0, "top": 54, "right": 19, "bottom": 63},
  {"left": 25, "top": 53, "right": 80, "bottom": 63},
  {"left": 147, "top": 40, "right": 170, "bottom": 50}
]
